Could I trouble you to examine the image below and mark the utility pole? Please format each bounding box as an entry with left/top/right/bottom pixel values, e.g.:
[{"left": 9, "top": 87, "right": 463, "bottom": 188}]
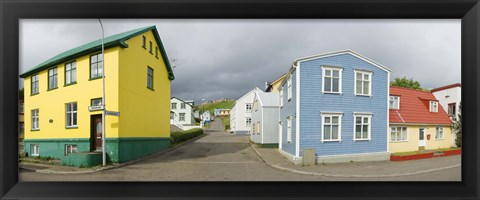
[{"left": 98, "top": 19, "right": 106, "bottom": 166}]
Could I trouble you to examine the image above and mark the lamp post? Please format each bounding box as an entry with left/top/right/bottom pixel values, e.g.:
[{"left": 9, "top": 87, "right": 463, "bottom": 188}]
[{"left": 98, "top": 19, "right": 106, "bottom": 166}]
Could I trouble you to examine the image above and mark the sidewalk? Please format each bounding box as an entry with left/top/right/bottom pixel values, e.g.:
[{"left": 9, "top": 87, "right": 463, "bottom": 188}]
[{"left": 250, "top": 144, "right": 461, "bottom": 178}]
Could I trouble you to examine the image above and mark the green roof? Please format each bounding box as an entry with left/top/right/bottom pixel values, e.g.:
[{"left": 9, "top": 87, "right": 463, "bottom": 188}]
[{"left": 20, "top": 26, "right": 175, "bottom": 80}]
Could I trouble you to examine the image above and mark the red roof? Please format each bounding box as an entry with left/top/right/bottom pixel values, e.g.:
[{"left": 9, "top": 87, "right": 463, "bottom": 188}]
[
  {"left": 430, "top": 83, "right": 461, "bottom": 92},
  {"left": 389, "top": 86, "right": 452, "bottom": 125}
]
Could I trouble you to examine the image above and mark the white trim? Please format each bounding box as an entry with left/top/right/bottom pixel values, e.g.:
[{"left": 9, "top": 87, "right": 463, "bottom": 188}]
[
  {"left": 295, "top": 50, "right": 392, "bottom": 73},
  {"left": 321, "top": 113, "right": 343, "bottom": 143},
  {"left": 389, "top": 95, "right": 400, "bottom": 110},
  {"left": 389, "top": 126, "right": 408, "bottom": 142},
  {"left": 295, "top": 62, "right": 300, "bottom": 157},
  {"left": 435, "top": 127, "right": 445, "bottom": 140},
  {"left": 30, "top": 144, "right": 39, "bottom": 156},
  {"left": 278, "top": 121, "right": 283, "bottom": 149},
  {"left": 353, "top": 113, "right": 372, "bottom": 141},
  {"left": 261, "top": 108, "right": 264, "bottom": 144},
  {"left": 429, "top": 101, "right": 439, "bottom": 112},
  {"left": 287, "top": 116, "right": 292, "bottom": 143},
  {"left": 353, "top": 70, "right": 372, "bottom": 97},
  {"left": 386, "top": 71, "right": 390, "bottom": 152},
  {"left": 321, "top": 66, "right": 343, "bottom": 94},
  {"left": 287, "top": 76, "right": 292, "bottom": 101}
]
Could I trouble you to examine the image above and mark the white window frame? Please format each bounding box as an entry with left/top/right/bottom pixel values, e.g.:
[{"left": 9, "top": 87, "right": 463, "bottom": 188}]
[
  {"left": 321, "top": 113, "right": 342, "bottom": 142},
  {"left": 65, "top": 144, "right": 77, "bottom": 156},
  {"left": 390, "top": 126, "right": 408, "bottom": 142},
  {"left": 246, "top": 117, "right": 252, "bottom": 127},
  {"left": 279, "top": 87, "right": 283, "bottom": 107},
  {"left": 435, "top": 127, "right": 444, "bottom": 140},
  {"left": 30, "top": 144, "right": 39, "bottom": 156},
  {"left": 246, "top": 103, "right": 252, "bottom": 113},
  {"left": 31, "top": 74, "right": 39, "bottom": 95},
  {"left": 179, "top": 113, "right": 185, "bottom": 121},
  {"left": 322, "top": 66, "right": 343, "bottom": 94},
  {"left": 354, "top": 70, "right": 372, "bottom": 96},
  {"left": 181, "top": 103, "right": 186, "bottom": 109},
  {"left": 389, "top": 96, "right": 400, "bottom": 109},
  {"left": 287, "top": 76, "right": 292, "bottom": 101},
  {"left": 48, "top": 67, "right": 58, "bottom": 90},
  {"left": 287, "top": 116, "right": 292, "bottom": 143},
  {"left": 353, "top": 114, "right": 372, "bottom": 141},
  {"left": 31, "top": 109, "right": 39, "bottom": 130},
  {"left": 66, "top": 102, "right": 78, "bottom": 128},
  {"left": 171, "top": 103, "right": 177, "bottom": 110},
  {"left": 65, "top": 61, "right": 77, "bottom": 85},
  {"left": 430, "top": 101, "right": 438, "bottom": 112}
]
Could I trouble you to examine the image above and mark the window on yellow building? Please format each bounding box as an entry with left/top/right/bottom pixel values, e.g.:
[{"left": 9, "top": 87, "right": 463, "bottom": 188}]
[
  {"left": 149, "top": 41, "right": 153, "bottom": 54},
  {"left": 31, "top": 109, "right": 39, "bottom": 130},
  {"left": 147, "top": 67, "right": 154, "bottom": 90},
  {"left": 90, "top": 53, "right": 103, "bottom": 79},
  {"left": 31, "top": 74, "right": 39, "bottom": 95},
  {"left": 390, "top": 126, "right": 407, "bottom": 142},
  {"left": 142, "top": 36, "right": 146, "bottom": 49},
  {"left": 66, "top": 102, "right": 77, "bottom": 128},
  {"left": 65, "top": 61, "right": 76, "bottom": 85},
  {"left": 155, "top": 47, "right": 159, "bottom": 58},
  {"left": 48, "top": 67, "right": 58, "bottom": 90},
  {"left": 65, "top": 144, "right": 77, "bottom": 156},
  {"left": 435, "top": 127, "right": 444, "bottom": 140}
]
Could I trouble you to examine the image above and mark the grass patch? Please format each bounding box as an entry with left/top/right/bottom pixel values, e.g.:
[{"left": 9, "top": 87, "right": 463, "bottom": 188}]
[
  {"left": 435, "top": 147, "right": 461, "bottom": 152},
  {"left": 392, "top": 150, "right": 432, "bottom": 156},
  {"left": 221, "top": 116, "right": 230, "bottom": 130}
]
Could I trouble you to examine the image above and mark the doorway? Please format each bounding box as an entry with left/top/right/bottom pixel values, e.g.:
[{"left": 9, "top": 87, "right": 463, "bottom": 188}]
[
  {"left": 91, "top": 114, "right": 103, "bottom": 151},
  {"left": 418, "top": 128, "right": 426, "bottom": 149}
]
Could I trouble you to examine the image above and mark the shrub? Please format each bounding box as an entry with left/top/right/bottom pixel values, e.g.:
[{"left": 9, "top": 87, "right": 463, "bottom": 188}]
[
  {"left": 225, "top": 124, "right": 230, "bottom": 130},
  {"left": 171, "top": 128, "right": 204, "bottom": 145}
]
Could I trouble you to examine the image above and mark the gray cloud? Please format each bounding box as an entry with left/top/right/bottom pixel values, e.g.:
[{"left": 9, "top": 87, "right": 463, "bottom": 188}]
[{"left": 20, "top": 19, "right": 460, "bottom": 104}]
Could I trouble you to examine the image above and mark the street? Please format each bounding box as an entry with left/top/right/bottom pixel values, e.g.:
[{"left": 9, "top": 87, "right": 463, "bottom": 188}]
[{"left": 19, "top": 119, "right": 461, "bottom": 181}]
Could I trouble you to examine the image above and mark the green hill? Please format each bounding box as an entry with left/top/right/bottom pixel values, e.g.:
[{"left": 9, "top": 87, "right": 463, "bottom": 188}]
[{"left": 195, "top": 100, "right": 235, "bottom": 115}]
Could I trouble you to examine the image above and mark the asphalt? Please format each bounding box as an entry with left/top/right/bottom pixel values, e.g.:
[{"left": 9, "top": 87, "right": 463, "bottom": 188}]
[{"left": 19, "top": 117, "right": 461, "bottom": 181}]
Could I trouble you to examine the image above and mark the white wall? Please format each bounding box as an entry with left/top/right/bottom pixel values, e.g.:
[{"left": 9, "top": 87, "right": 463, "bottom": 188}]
[
  {"left": 231, "top": 88, "right": 259, "bottom": 134},
  {"left": 171, "top": 98, "right": 194, "bottom": 125},
  {"left": 432, "top": 86, "right": 461, "bottom": 147}
]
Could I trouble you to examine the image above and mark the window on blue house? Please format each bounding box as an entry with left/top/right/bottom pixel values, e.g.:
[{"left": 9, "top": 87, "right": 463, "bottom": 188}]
[
  {"left": 287, "top": 116, "right": 292, "bottom": 143},
  {"left": 354, "top": 114, "right": 371, "bottom": 140},
  {"left": 322, "top": 66, "right": 342, "bottom": 93},
  {"left": 355, "top": 70, "right": 371, "bottom": 96},
  {"left": 322, "top": 113, "right": 342, "bottom": 142}
]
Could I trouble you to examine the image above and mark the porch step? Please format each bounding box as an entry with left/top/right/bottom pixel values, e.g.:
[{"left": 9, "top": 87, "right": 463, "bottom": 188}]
[{"left": 418, "top": 147, "right": 425, "bottom": 151}]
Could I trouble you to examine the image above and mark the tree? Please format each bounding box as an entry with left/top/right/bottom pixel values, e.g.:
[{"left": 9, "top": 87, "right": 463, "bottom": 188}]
[
  {"left": 390, "top": 77, "right": 422, "bottom": 90},
  {"left": 453, "top": 102, "right": 462, "bottom": 147}
]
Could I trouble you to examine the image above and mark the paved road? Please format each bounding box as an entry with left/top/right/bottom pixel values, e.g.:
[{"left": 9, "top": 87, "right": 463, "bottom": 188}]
[{"left": 19, "top": 118, "right": 461, "bottom": 181}]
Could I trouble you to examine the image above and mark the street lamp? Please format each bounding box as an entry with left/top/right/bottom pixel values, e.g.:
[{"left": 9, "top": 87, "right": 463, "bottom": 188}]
[{"left": 98, "top": 19, "right": 106, "bottom": 166}]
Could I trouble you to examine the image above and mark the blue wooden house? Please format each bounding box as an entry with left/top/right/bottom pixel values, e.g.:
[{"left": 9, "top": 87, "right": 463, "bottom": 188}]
[{"left": 278, "top": 50, "right": 391, "bottom": 164}]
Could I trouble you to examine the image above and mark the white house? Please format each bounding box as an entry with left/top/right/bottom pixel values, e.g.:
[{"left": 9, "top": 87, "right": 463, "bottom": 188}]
[
  {"left": 170, "top": 97, "right": 195, "bottom": 125},
  {"left": 250, "top": 91, "right": 280, "bottom": 147},
  {"left": 431, "top": 83, "right": 461, "bottom": 147},
  {"left": 201, "top": 111, "right": 211, "bottom": 123},
  {"left": 230, "top": 87, "right": 261, "bottom": 134}
]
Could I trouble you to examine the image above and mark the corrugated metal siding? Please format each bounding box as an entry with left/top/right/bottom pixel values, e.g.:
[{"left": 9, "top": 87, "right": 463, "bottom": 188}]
[
  {"left": 299, "top": 54, "right": 388, "bottom": 156},
  {"left": 279, "top": 69, "right": 297, "bottom": 156}
]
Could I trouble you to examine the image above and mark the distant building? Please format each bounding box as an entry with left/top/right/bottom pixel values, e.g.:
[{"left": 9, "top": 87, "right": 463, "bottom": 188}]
[
  {"left": 214, "top": 109, "right": 230, "bottom": 117},
  {"left": 201, "top": 111, "right": 211, "bottom": 123},
  {"left": 230, "top": 87, "right": 261, "bottom": 134},
  {"left": 171, "top": 97, "right": 195, "bottom": 125},
  {"left": 431, "top": 83, "right": 461, "bottom": 147},
  {"left": 265, "top": 73, "right": 287, "bottom": 93}
]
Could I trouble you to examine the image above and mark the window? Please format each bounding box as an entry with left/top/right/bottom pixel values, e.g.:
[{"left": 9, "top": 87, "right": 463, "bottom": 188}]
[
  {"left": 287, "top": 116, "right": 292, "bottom": 143},
  {"left": 246, "top": 117, "right": 252, "bottom": 126},
  {"left": 354, "top": 114, "right": 371, "bottom": 140},
  {"left": 390, "top": 126, "right": 408, "bottom": 142},
  {"left": 91, "top": 98, "right": 103, "bottom": 106},
  {"left": 246, "top": 103, "right": 252, "bottom": 112},
  {"left": 171, "top": 103, "right": 177, "bottom": 109},
  {"left": 31, "top": 74, "right": 39, "bottom": 95},
  {"left": 322, "top": 114, "right": 342, "bottom": 142},
  {"left": 322, "top": 67, "right": 342, "bottom": 93},
  {"left": 448, "top": 103, "right": 456, "bottom": 116},
  {"left": 155, "top": 47, "right": 159, "bottom": 58},
  {"left": 66, "top": 102, "right": 78, "bottom": 128},
  {"left": 179, "top": 113, "right": 185, "bottom": 121},
  {"left": 287, "top": 76, "right": 292, "bottom": 100},
  {"left": 279, "top": 87, "right": 283, "bottom": 107},
  {"left": 65, "top": 144, "right": 77, "bottom": 156},
  {"left": 255, "top": 122, "right": 261, "bottom": 135},
  {"left": 435, "top": 127, "right": 444, "bottom": 139},
  {"left": 181, "top": 103, "right": 186, "bottom": 109},
  {"left": 147, "top": 67, "right": 154, "bottom": 89},
  {"left": 19, "top": 102, "right": 24, "bottom": 114},
  {"left": 31, "top": 109, "right": 39, "bottom": 130},
  {"left": 48, "top": 67, "right": 58, "bottom": 90},
  {"left": 30, "top": 144, "right": 39, "bottom": 156},
  {"left": 142, "top": 36, "right": 146, "bottom": 49},
  {"left": 355, "top": 71, "right": 371, "bottom": 96},
  {"left": 65, "top": 61, "right": 76, "bottom": 85},
  {"left": 149, "top": 41, "right": 153, "bottom": 54},
  {"left": 430, "top": 101, "right": 438, "bottom": 112},
  {"left": 90, "top": 53, "right": 103, "bottom": 79},
  {"left": 389, "top": 96, "right": 400, "bottom": 109}
]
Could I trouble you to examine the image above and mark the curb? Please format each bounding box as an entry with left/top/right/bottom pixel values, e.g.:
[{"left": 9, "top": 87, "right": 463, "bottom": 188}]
[
  {"left": 20, "top": 132, "right": 209, "bottom": 174},
  {"left": 249, "top": 142, "right": 461, "bottom": 178}
]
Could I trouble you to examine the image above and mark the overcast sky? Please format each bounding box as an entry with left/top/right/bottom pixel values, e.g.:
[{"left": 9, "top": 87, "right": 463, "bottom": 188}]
[{"left": 20, "top": 19, "right": 460, "bottom": 104}]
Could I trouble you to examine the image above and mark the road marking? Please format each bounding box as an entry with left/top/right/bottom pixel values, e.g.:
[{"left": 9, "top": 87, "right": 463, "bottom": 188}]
[{"left": 169, "top": 160, "right": 258, "bottom": 164}]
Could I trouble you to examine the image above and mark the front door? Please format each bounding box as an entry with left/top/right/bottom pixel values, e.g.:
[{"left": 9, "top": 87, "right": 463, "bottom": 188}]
[
  {"left": 418, "top": 128, "right": 426, "bottom": 148},
  {"left": 91, "top": 114, "right": 103, "bottom": 151}
]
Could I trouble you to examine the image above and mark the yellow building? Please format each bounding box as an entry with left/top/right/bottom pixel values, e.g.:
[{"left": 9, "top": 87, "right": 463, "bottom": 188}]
[
  {"left": 265, "top": 73, "right": 286, "bottom": 93},
  {"left": 20, "top": 26, "right": 174, "bottom": 163},
  {"left": 389, "top": 86, "right": 453, "bottom": 153}
]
